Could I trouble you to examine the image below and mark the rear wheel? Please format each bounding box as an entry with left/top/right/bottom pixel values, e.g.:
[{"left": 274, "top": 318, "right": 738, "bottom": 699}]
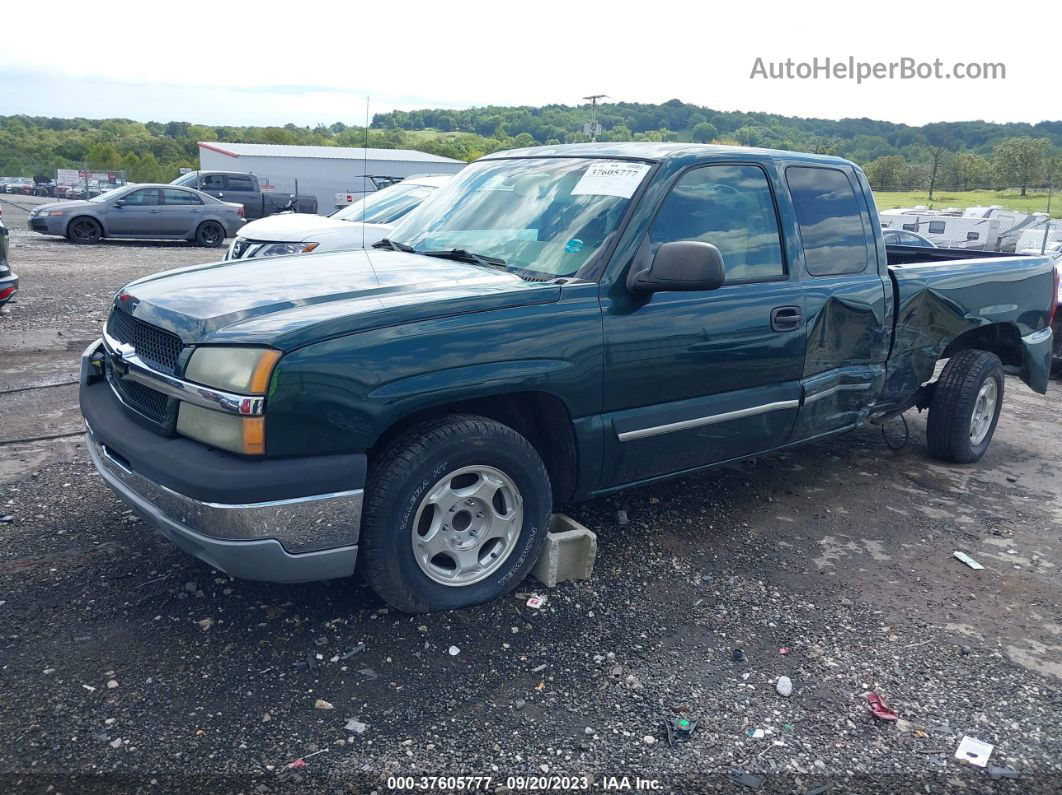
[
  {"left": 195, "top": 221, "right": 226, "bottom": 247},
  {"left": 926, "top": 349, "right": 1004, "bottom": 463},
  {"left": 66, "top": 217, "right": 102, "bottom": 243},
  {"left": 360, "top": 414, "right": 552, "bottom": 613}
]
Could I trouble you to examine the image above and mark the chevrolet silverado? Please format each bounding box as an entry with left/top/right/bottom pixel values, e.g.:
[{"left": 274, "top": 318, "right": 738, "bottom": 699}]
[{"left": 79, "top": 143, "right": 1058, "bottom": 613}]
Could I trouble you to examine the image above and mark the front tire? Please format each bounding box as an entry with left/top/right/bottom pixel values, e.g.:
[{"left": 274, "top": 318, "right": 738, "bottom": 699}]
[
  {"left": 66, "top": 217, "right": 102, "bottom": 243},
  {"left": 926, "top": 349, "right": 1004, "bottom": 463},
  {"left": 360, "top": 414, "right": 552, "bottom": 613},
  {"left": 195, "top": 221, "right": 226, "bottom": 247}
]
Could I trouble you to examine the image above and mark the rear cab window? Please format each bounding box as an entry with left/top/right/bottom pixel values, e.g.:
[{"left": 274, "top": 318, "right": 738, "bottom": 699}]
[
  {"left": 786, "top": 166, "right": 872, "bottom": 276},
  {"left": 226, "top": 176, "right": 256, "bottom": 192}
]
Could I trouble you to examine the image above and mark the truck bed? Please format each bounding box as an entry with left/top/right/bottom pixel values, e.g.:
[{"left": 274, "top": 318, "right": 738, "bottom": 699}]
[
  {"left": 881, "top": 248, "right": 1056, "bottom": 404},
  {"left": 884, "top": 243, "right": 1025, "bottom": 267}
]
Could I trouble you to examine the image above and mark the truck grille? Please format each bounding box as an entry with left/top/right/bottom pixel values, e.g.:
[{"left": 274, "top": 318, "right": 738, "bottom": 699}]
[
  {"left": 106, "top": 362, "right": 169, "bottom": 422},
  {"left": 106, "top": 309, "right": 183, "bottom": 374}
]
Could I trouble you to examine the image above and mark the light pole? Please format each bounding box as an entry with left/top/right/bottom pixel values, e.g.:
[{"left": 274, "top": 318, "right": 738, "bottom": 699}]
[{"left": 582, "top": 94, "right": 607, "bottom": 142}]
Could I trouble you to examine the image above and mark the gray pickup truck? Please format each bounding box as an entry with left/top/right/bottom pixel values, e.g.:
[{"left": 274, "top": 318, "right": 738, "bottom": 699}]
[
  {"left": 82, "top": 143, "right": 1057, "bottom": 613},
  {"left": 171, "top": 171, "right": 318, "bottom": 220}
]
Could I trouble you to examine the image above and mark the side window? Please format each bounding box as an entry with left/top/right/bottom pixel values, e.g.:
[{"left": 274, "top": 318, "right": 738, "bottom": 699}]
[
  {"left": 649, "top": 164, "right": 785, "bottom": 283},
  {"left": 226, "top": 176, "right": 255, "bottom": 191},
  {"left": 162, "top": 188, "right": 203, "bottom": 205},
  {"left": 967, "top": 232, "right": 980, "bottom": 241},
  {"left": 787, "top": 166, "right": 871, "bottom": 276},
  {"left": 120, "top": 189, "right": 159, "bottom": 206},
  {"left": 902, "top": 223, "right": 918, "bottom": 232},
  {"left": 928, "top": 221, "right": 946, "bottom": 234},
  {"left": 202, "top": 175, "right": 225, "bottom": 190}
]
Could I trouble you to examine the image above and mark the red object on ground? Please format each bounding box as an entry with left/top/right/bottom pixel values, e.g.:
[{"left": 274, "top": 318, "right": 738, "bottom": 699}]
[
  {"left": 778, "top": 647, "right": 790, "bottom": 655},
  {"left": 864, "top": 692, "right": 899, "bottom": 721},
  {"left": 287, "top": 758, "right": 307, "bottom": 769}
]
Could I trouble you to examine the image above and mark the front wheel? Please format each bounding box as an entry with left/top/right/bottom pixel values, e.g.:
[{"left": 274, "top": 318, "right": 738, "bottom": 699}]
[
  {"left": 66, "top": 217, "right": 102, "bottom": 243},
  {"left": 195, "top": 221, "right": 226, "bottom": 247},
  {"left": 360, "top": 414, "right": 552, "bottom": 613},
  {"left": 926, "top": 349, "right": 1004, "bottom": 463}
]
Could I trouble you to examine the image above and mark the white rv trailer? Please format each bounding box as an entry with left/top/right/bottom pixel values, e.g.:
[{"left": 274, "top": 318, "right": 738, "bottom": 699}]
[
  {"left": 879, "top": 212, "right": 1002, "bottom": 249},
  {"left": 878, "top": 205, "right": 1051, "bottom": 251}
]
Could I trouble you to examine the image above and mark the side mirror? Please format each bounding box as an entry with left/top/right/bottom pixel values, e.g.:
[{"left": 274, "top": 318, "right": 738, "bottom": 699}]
[
  {"left": 113, "top": 200, "right": 125, "bottom": 207},
  {"left": 628, "top": 241, "right": 726, "bottom": 294}
]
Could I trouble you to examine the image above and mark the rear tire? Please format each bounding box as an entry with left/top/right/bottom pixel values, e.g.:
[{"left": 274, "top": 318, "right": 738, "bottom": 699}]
[
  {"left": 360, "top": 414, "right": 552, "bottom": 613},
  {"left": 66, "top": 217, "right": 102, "bottom": 243},
  {"left": 195, "top": 221, "right": 226, "bottom": 247},
  {"left": 926, "top": 350, "right": 1004, "bottom": 463}
]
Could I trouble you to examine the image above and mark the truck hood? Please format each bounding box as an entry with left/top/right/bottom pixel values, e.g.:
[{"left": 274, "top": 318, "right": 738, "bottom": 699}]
[
  {"left": 118, "top": 249, "right": 560, "bottom": 349},
  {"left": 238, "top": 212, "right": 365, "bottom": 242}
]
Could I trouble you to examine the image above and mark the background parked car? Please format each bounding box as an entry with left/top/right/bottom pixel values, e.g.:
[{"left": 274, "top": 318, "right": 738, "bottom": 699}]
[
  {"left": 0, "top": 217, "right": 17, "bottom": 309},
  {"left": 882, "top": 228, "right": 937, "bottom": 247},
  {"left": 171, "top": 170, "right": 318, "bottom": 220},
  {"left": 28, "top": 183, "right": 245, "bottom": 246},
  {"left": 226, "top": 174, "right": 451, "bottom": 260}
]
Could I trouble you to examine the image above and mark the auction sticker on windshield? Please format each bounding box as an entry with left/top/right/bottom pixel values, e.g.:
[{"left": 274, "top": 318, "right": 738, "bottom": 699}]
[{"left": 570, "top": 161, "right": 652, "bottom": 198}]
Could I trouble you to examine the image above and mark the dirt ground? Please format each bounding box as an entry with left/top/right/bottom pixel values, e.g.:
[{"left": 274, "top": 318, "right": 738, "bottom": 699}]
[{"left": 1, "top": 194, "right": 1060, "bottom": 794}]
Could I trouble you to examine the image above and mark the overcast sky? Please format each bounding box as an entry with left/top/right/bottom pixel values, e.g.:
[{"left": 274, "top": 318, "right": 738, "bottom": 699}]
[{"left": 0, "top": 1, "right": 1055, "bottom": 129}]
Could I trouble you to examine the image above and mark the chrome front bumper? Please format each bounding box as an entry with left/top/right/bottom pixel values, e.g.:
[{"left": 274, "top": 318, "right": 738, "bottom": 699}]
[{"left": 86, "top": 427, "right": 361, "bottom": 583}]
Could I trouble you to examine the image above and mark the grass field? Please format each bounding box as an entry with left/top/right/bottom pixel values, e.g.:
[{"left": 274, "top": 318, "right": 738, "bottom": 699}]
[{"left": 873, "top": 189, "right": 1060, "bottom": 218}]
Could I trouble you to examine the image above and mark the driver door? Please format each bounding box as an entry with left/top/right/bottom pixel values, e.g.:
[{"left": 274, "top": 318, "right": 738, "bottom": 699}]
[
  {"left": 108, "top": 188, "right": 162, "bottom": 236},
  {"left": 600, "top": 163, "right": 806, "bottom": 487}
]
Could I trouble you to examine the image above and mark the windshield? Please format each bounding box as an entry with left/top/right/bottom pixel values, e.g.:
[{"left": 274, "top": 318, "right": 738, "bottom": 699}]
[
  {"left": 388, "top": 158, "right": 648, "bottom": 278},
  {"left": 332, "top": 181, "right": 437, "bottom": 223},
  {"left": 89, "top": 185, "right": 133, "bottom": 203},
  {"left": 171, "top": 172, "right": 199, "bottom": 187}
]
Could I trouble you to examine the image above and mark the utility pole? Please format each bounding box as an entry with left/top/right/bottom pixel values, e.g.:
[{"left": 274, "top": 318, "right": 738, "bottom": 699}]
[{"left": 582, "top": 94, "right": 607, "bottom": 142}]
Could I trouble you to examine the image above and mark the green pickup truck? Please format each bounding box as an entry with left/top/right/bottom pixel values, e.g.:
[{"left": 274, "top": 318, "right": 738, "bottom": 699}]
[{"left": 79, "top": 143, "right": 1059, "bottom": 612}]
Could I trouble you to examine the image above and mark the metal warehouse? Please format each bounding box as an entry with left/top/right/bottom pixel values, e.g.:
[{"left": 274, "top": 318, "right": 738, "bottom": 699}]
[{"left": 196, "top": 141, "right": 466, "bottom": 214}]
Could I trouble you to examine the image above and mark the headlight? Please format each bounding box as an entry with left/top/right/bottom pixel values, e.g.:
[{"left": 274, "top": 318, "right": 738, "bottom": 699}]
[
  {"left": 178, "top": 347, "right": 280, "bottom": 455},
  {"left": 48, "top": 210, "right": 65, "bottom": 217},
  {"left": 257, "top": 242, "right": 319, "bottom": 257},
  {"left": 176, "top": 403, "right": 265, "bottom": 455},
  {"left": 184, "top": 346, "right": 281, "bottom": 393}
]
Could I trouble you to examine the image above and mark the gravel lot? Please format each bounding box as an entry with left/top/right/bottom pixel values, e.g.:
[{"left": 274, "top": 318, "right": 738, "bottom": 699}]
[{"left": 1, "top": 194, "right": 1061, "bottom": 793}]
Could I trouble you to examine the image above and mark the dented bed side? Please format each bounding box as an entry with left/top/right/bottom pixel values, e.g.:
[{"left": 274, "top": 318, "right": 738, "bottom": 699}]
[{"left": 881, "top": 255, "right": 1056, "bottom": 404}]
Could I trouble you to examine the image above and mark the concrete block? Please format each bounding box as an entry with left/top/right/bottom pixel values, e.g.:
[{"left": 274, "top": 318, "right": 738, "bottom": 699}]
[{"left": 531, "top": 513, "right": 598, "bottom": 588}]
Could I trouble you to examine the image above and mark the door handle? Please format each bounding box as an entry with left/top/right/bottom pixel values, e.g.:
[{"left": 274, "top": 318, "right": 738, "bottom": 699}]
[{"left": 770, "top": 305, "right": 802, "bottom": 332}]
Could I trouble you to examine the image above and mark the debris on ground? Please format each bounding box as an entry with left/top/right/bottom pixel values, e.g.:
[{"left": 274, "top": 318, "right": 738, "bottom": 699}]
[
  {"left": 955, "top": 735, "right": 993, "bottom": 767},
  {"left": 344, "top": 718, "right": 368, "bottom": 734},
  {"left": 864, "top": 691, "right": 899, "bottom": 721},
  {"left": 340, "top": 643, "right": 366, "bottom": 659},
  {"left": 732, "top": 648, "right": 745, "bottom": 662},
  {"left": 953, "top": 551, "right": 985, "bottom": 570},
  {"left": 776, "top": 675, "right": 793, "bottom": 697},
  {"left": 730, "top": 770, "right": 763, "bottom": 790},
  {"left": 988, "top": 765, "right": 1019, "bottom": 780},
  {"left": 448, "top": 645, "right": 460, "bottom": 656},
  {"left": 747, "top": 728, "right": 765, "bottom": 739},
  {"left": 642, "top": 734, "right": 655, "bottom": 746},
  {"left": 615, "top": 510, "right": 629, "bottom": 526},
  {"left": 314, "top": 699, "right": 334, "bottom": 710},
  {"left": 664, "top": 716, "right": 697, "bottom": 746},
  {"left": 778, "top": 647, "right": 790, "bottom": 655},
  {"left": 526, "top": 595, "right": 546, "bottom": 609}
]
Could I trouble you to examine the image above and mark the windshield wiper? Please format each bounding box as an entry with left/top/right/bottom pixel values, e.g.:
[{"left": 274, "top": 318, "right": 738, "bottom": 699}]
[
  {"left": 420, "top": 248, "right": 508, "bottom": 269},
  {"left": 372, "top": 238, "right": 416, "bottom": 253}
]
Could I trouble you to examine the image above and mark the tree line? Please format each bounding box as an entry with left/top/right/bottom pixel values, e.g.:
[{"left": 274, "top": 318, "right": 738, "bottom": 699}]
[{"left": 1, "top": 100, "right": 1060, "bottom": 192}]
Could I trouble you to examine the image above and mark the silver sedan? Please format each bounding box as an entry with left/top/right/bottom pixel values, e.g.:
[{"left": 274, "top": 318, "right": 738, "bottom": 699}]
[{"left": 27, "top": 184, "right": 246, "bottom": 247}]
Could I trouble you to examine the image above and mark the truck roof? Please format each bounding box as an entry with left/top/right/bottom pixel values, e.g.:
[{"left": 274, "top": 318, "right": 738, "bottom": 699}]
[{"left": 481, "top": 141, "right": 855, "bottom": 167}]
